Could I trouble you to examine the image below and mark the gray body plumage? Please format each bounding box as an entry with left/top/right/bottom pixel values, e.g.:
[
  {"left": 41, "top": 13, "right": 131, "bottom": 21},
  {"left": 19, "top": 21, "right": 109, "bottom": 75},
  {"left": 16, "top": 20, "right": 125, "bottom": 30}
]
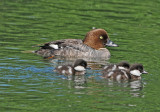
[{"left": 35, "top": 39, "right": 110, "bottom": 58}]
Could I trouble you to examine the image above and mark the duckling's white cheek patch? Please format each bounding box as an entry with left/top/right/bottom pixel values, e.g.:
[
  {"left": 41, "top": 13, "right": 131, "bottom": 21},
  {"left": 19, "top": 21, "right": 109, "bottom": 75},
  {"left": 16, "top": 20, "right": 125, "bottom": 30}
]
[
  {"left": 49, "top": 44, "right": 59, "bottom": 49},
  {"left": 74, "top": 66, "right": 86, "bottom": 71},
  {"left": 130, "top": 70, "right": 141, "bottom": 76}
]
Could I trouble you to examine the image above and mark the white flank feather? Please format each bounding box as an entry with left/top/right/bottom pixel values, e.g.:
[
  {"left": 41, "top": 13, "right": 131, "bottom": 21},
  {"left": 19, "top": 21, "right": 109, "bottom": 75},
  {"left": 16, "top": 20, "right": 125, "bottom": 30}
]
[
  {"left": 108, "top": 72, "right": 113, "bottom": 77},
  {"left": 121, "top": 70, "right": 128, "bottom": 78},
  {"left": 112, "top": 65, "right": 117, "bottom": 71},
  {"left": 103, "top": 66, "right": 108, "bottom": 69},
  {"left": 118, "top": 66, "right": 126, "bottom": 70},
  {"left": 49, "top": 44, "right": 59, "bottom": 49},
  {"left": 58, "top": 66, "right": 62, "bottom": 69}
]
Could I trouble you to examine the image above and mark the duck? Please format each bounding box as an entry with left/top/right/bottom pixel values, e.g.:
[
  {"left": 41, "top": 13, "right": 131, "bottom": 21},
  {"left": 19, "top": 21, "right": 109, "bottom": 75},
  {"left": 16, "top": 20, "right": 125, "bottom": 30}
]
[
  {"left": 34, "top": 28, "right": 118, "bottom": 59},
  {"left": 102, "top": 61, "right": 130, "bottom": 74},
  {"left": 102, "top": 63, "right": 148, "bottom": 81},
  {"left": 55, "top": 59, "right": 87, "bottom": 76}
]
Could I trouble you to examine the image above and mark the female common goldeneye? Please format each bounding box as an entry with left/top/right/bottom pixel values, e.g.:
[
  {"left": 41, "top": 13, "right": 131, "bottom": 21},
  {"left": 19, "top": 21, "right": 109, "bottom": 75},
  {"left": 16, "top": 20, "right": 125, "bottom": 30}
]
[{"left": 35, "top": 29, "right": 118, "bottom": 59}]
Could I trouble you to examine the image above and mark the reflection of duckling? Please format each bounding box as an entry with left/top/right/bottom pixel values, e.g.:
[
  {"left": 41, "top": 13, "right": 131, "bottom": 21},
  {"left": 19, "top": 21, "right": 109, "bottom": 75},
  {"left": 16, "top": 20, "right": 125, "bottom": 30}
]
[
  {"left": 55, "top": 59, "right": 88, "bottom": 88},
  {"left": 55, "top": 59, "right": 87, "bottom": 76},
  {"left": 73, "top": 75, "right": 87, "bottom": 89},
  {"left": 102, "top": 64, "right": 148, "bottom": 81}
]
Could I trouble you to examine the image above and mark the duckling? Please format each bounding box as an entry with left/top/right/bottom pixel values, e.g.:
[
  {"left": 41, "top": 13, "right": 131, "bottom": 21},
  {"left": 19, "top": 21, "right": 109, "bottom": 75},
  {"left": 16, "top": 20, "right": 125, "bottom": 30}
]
[
  {"left": 102, "top": 63, "right": 147, "bottom": 81},
  {"left": 55, "top": 59, "right": 87, "bottom": 76},
  {"left": 102, "top": 61, "right": 130, "bottom": 77}
]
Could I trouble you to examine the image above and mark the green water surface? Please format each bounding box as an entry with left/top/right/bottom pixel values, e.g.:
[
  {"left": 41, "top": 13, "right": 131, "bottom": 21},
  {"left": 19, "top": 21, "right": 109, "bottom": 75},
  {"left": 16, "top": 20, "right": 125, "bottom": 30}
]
[{"left": 0, "top": 0, "right": 160, "bottom": 111}]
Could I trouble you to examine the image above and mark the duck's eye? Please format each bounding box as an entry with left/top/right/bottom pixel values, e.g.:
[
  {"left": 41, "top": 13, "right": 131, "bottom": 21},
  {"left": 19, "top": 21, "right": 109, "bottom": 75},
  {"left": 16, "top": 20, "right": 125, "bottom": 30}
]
[{"left": 100, "top": 36, "right": 103, "bottom": 39}]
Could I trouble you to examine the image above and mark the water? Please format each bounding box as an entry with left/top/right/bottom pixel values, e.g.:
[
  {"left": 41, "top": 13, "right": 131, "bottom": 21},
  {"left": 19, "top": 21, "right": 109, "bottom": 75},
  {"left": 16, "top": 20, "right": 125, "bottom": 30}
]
[{"left": 0, "top": 0, "right": 160, "bottom": 111}]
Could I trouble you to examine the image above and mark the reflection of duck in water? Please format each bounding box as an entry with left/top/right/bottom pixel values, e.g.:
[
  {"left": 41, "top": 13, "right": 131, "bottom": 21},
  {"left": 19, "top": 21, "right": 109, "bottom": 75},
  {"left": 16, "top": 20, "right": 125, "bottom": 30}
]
[
  {"left": 102, "top": 63, "right": 148, "bottom": 81},
  {"left": 50, "top": 57, "right": 109, "bottom": 70},
  {"left": 54, "top": 59, "right": 88, "bottom": 88}
]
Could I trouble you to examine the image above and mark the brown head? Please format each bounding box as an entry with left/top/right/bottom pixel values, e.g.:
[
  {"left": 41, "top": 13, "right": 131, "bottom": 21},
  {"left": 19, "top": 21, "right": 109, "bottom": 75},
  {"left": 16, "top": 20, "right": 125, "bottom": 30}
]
[{"left": 83, "top": 29, "right": 118, "bottom": 50}]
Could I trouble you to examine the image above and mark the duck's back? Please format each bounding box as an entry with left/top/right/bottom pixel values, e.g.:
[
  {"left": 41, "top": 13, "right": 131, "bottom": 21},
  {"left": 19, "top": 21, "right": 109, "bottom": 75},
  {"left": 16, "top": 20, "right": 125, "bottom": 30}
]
[
  {"left": 55, "top": 64, "right": 73, "bottom": 76},
  {"left": 35, "top": 39, "right": 83, "bottom": 57},
  {"left": 35, "top": 39, "right": 110, "bottom": 58},
  {"left": 102, "top": 69, "right": 131, "bottom": 81}
]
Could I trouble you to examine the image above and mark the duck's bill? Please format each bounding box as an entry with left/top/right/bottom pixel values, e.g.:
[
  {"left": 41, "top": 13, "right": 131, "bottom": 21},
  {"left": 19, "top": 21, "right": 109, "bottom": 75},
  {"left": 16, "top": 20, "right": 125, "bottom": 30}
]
[
  {"left": 106, "top": 40, "right": 118, "bottom": 47},
  {"left": 142, "top": 70, "right": 148, "bottom": 74}
]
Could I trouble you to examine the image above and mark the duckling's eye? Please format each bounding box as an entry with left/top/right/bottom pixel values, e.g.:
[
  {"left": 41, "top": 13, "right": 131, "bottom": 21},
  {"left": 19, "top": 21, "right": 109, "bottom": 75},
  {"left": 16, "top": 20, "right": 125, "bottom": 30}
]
[{"left": 100, "top": 36, "right": 103, "bottom": 39}]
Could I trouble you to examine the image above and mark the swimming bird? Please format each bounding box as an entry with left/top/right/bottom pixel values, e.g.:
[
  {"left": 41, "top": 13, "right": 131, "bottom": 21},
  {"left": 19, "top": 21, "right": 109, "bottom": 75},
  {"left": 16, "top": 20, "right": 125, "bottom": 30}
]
[
  {"left": 55, "top": 59, "right": 87, "bottom": 76},
  {"left": 102, "top": 63, "right": 148, "bottom": 81},
  {"left": 102, "top": 61, "right": 130, "bottom": 74},
  {"left": 34, "top": 28, "right": 118, "bottom": 59}
]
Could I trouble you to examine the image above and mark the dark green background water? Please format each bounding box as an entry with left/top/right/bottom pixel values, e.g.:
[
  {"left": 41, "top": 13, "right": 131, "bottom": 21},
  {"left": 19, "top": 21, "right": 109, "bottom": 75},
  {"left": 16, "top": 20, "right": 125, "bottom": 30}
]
[{"left": 0, "top": 0, "right": 160, "bottom": 111}]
